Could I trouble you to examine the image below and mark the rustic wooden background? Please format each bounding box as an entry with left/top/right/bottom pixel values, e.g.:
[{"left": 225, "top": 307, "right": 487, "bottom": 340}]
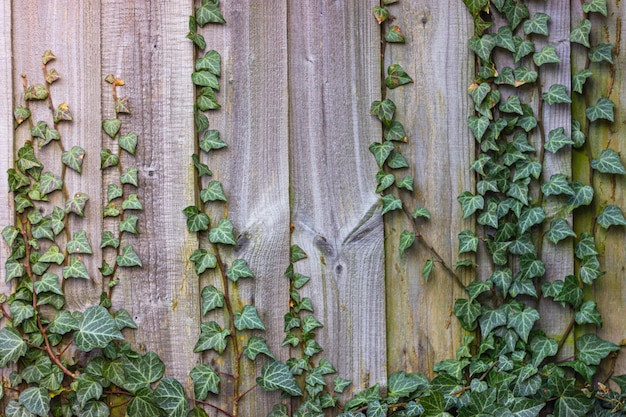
[{"left": 1, "top": 1, "right": 625, "bottom": 415}]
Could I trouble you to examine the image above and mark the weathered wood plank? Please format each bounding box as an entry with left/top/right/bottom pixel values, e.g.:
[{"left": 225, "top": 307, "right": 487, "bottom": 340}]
[
  {"left": 195, "top": 1, "right": 291, "bottom": 414},
  {"left": 11, "top": 1, "right": 104, "bottom": 309},
  {"left": 288, "top": 0, "right": 386, "bottom": 397},
  {"left": 384, "top": 1, "right": 474, "bottom": 375},
  {"left": 101, "top": 0, "right": 200, "bottom": 383}
]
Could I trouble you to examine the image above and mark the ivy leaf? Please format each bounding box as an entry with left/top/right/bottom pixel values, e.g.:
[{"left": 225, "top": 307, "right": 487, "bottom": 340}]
[
  {"left": 197, "top": 87, "right": 220, "bottom": 111},
  {"left": 24, "top": 84, "right": 48, "bottom": 101},
  {"left": 385, "top": 25, "right": 405, "bottom": 43},
  {"left": 514, "top": 39, "right": 535, "bottom": 63},
  {"left": 530, "top": 335, "right": 558, "bottom": 367},
  {"left": 192, "top": 71, "right": 219, "bottom": 90},
  {"left": 589, "top": 43, "right": 614, "bottom": 64},
  {"left": 192, "top": 154, "right": 212, "bottom": 177},
  {"left": 523, "top": 12, "right": 549, "bottom": 36},
  {"left": 463, "top": 0, "right": 489, "bottom": 16},
  {"left": 555, "top": 275, "right": 584, "bottom": 309},
  {"left": 586, "top": 97, "right": 615, "bottom": 122},
  {"left": 103, "top": 203, "right": 120, "bottom": 218},
  {"left": 582, "top": 0, "right": 608, "bottom": 16},
  {"left": 9, "top": 301, "right": 35, "bottom": 327},
  {"left": 468, "top": 34, "right": 496, "bottom": 61},
  {"left": 114, "top": 309, "right": 137, "bottom": 330},
  {"left": 420, "top": 392, "right": 448, "bottom": 417},
  {"left": 75, "top": 374, "right": 103, "bottom": 409},
  {"left": 74, "top": 305, "right": 123, "bottom": 352},
  {"left": 490, "top": 269, "right": 512, "bottom": 296},
  {"left": 567, "top": 182, "right": 594, "bottom": 211},
  {"left": 370, "top": 99, "right": 395, "bottom": 127},
  {"left": 34, "top": 273, "right": 63, "bottom": 295},
  {"left": 458, "top": 230, "right": 478, "bottom": 254},
  {"left": 154, "top": 378, "right": 187, "bottom": 417},
  {"left": 226, "top": 258, "right": 254, "bottom": 282},
  {"left": 580, "top": 255, "right": 604, "bottom": 284},
  {"left": 533, "top": 45, "right": 561, "bottom": 66},
  {"left": 369, "top": 141, "right": 395, "bottom": 167},
  {"left": 190, "top": 249, "right": 217, "bottom": 275},
  {"left": 243, "top": 336, "right": 274, "bottom": 360},
  {"left": 597, "top": 205, "right": 626, "bottom": 229},
  {"left": 495, "top": 26, "right": 515, "bottom": 52},
  {"left": 541, "top": 173, "right": 574, "bottom": 197},
  {"left": 199, "top": 129, "right": 227, "bottom": 152},
  {"left": 200, "top": 180, "right": 227, "bottom": 202},
  {"left": 102, "top": 118, "right": 121, "bottom": 138},
  {"left": 591, "top": 149, "right": 626, "bottom": 174},
  {"left": 547, "top": 218, "right": 576, "bottom": 245},
  {"left": 570, "top": 19, "right": 591, "bottom": 48},
  {"left": 412, "top": 206, "right": 431, "bottom": 219},
  {"left": 120, "top": 215, "right": 139, "bottom": 235},
  {"left": 399, "top": 230, "right": 415, "bottom": 257},
  {"left": 499, "top": 95, "right": 523, "bottom": 115},
  {"left": 513, "top": 66, "right": 537, "bottom": 86},
  {"left": 469, "top": 82, "right": 491, "bottom": 106},
  {"left": 576, "top": 334, "right": 620, "bottom": 365},
  {"left": 381, "top": 194, "right": 402, "bottom": 215},
  {"left": 387, "top": 151, "right": 409, "bottom": 169},
  {"left": 115, "top": 96, "right": 131, "bottom": 114},
  {"left": 384, "top": 121, "right": 407, "bottom": 142},
  {"left": 38, "top": 172, "right": 63, "bottom": 196},
  {"left": 119, "top": 132, "right": 138, "bottom": 156},
  {"left": 542, "top": 84, "right": 571, "bottom": 105},
  {"left": 257, "top": 360, "right": 303, "bottom": 396},
  {"left": 387, "top": 372, "right": 428, "bottom": 401},
  {"left": 234, "top": 305, "right": 265, "bottom": 331},
  {"left": 123, "top": 352, "right": 165, "bottom": 393},
  {"left": 67, "top": 230, "right": 93, "bottom": 254},
  {"left": 376, "top": 172, "right": 395, "bottom": 193},
  {"left": 385, "top": 64, "right": 413, "bottom": 89},
  {"left": 575, "top": 301, "right": 603, "bottom": 326},
  {"left": 122, "top": 194, "right": 143, "bottom": 211},
  {"left": 572, "top": 69, "right": 592, "bottom": 95},
  {"left": 422, "top": 259, "right": 434, "bottom": 282},
  {"left": 457, "top": 192, "right": 484, "bottom": 219},
  {"left": 183, "top": 206, "right": 210, "bottom": 232},
  {"left": 507, "top": 306, "right": 540, "bottom": 343},
  {"left": 194, "top": 321, "right": 230, "bottom": 354},
  {"left": 14, "top": 105, "right": 31, "bottom": 126},
  {"left": 479, "top": 307, "right": 507, "bottom": 338},
  {"left": 518, "top": 207, "right": 545, "bottom": 235},
  {"left": 121, "top": 167, "right": 139, "bottom": 187},
  {"left": 503, "top": 1, "right": 529, "bottom": 30},
  {"left": 39, "top": 245, "right": 65, "bottom": 264},
  {"left": 209, "top": 218, "right": 237, "bottom": 245},
  {"left": 190, "top": 364, "right": 220, "bottom": 399},
  {"left": 468, "top": 115, "right": 489, "bottom": 141},
  {"left": 373, "top": 6, "right": 390, "bottom": 24},
  {"left": 545, "top": 127, "right": 573, "bottom": 154},
  {"left": 0, "top": 328, "right": 28, "bottom": 367},
  {"left": 290, "top": 244, "right": 307, "bottom": 263},
  {"left": 454, "top": 298, "right": 481, "bottom": 331},
  {"left": 187, "top": 32, "right": 206, "bottom": 51},
  {"left": 195, "top": 1, "right": 226, "bottom": 25},
  {"left": 19, "top": 386, "right": 50, "bottom": 417},
  {"left": 575, "top": 233, "right": 599, "bottom": 259},
  {"left": 116, "top": 245, "right": 142, "bottom": 267},
  {"left": 62, "top": 146, "right": 86, "bottom": 174},
  {"left": 100, "top": 149, "right": 119, "bottom": 170},
  {"left": 126, "top": 387, "right": 161, "bottom": 417},
  {"left": 195, "top": 50, "right": 221, "bottom": 76},
  {"left": 554, "top": 387, "right": 594, "bottom": 417},
  {"left": 62, "top": 257, "right": 90, "bottom": 280},
  {"left": 201, "top": 285, "right": 224, "bottom": 315}
]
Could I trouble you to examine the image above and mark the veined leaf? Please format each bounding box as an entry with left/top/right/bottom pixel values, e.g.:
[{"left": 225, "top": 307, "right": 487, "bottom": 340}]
[
  {"left": 399, "top": 230, "right": 415, "bottom": 257},
  {"left": 243, "top": 336, "right": 274, "bottom": 360},
  {"left": 234, "top": 305, "right": 265, "bottom": 331},
  {"left": 116, "top": 245, "right": 142, "bottom": 267},
  {"left": 583, "top": 0, "right": 608, "bottom": 16},
  {"left": 534, "top": 45, "right": 561, "bottom": 66},
  {"left": 458, "top": 230, "right": 478, "bottom": 254},
  {"left": 67, "top": 230, "right": 93, "bottom": 254},
  {"left": 591, "top": 149, "right": 626, "bottom": 174},
  {"left": 597, "top": 205, "right": 626, "bottom": 229},
  {"left": 183, "top": 206, "right": 210, "bottom": 232},
  {"left": 518, "top": 207, "right": 545, "bottom": 235},
  {"left": 209, "top": 218, "right": 237, "bottom": 245},
  {"left": 195, "top": 50, "right": 221, "bottom": 76},
  {"left": 190, "top": 364, "right": 220, "bottom": 399},
  {"left": 102, "top": 118, "right": 121, "bottom": 138},
  {"left": 121, "top": 167, "right": 139, "bottom": 187},
  {"left": 381, "top": 194, "right": 402, "bottom": 215},
  {"left": 201, "top": 285, "right": 224, "bottom": 315},
  {"left": 545, "top": 127, "right": 573, "bottom": 153},
  {"left": 567, "top": 182, "right": 594, "bottom": 211},
  {"left": 589, "top": 43, "right": 614, "bottom": 64},
  {"left": 576, "top": 333, "right": 620, "bottom": 365},
  {"left": 542, "top": 84, "right": 571, "bottom": 105},
  {"left": 190, "top": 249, "right": 217, "bottom": 274},
  {"left": 119, "top": 132, "right": 138, "bottom": 155},
  {"left": 457, "top": 192, "right": 484, "bottom": 219},
  {"left": 586, "top": 97, "right": 614, "bottom": 122},
  {"left": 154, "top": 378, "right": 187, "bottom": 417},
  {"left": 555, "top": 275, "right": 584, "bottom": 309},
  {"left": 575, "top": 301, "right": 603, "bottom": 326},
  {"left": 19, "top": 387, "right": 50, "bottom": 417},
  {"left": 126, "top": 387, "right": 161, "bottom": 417},
  {"left": 546, "top": 218, "right": 576, "bottom": 245},
  {"left": 422, "top": 259, "right": 434, "bottom": 282},
  {"left": 257, "top": 360, "right": 303, "bottom": 396},
  {"left": 468, "top": 34, "right": 496, "bottom": 61},
  {"left": 62, "top": 257, "right": 90, "bottom": 280},
  {"left": 572, "top": 69, "right": 592, "bottom": 95},
  {"left": 570, "top": 19, "right": 591, "bottom": 47},
  {"left": 530, "top": 335, "right": 558, "bottom": 367},
  {"left": 194, "top": 321, "right": 230, "bottom": 354},
  {"left": 524, "top": 12, "right": 549, "bottom": 36},
  {"left": 195, "top": 0, "right": 226, "bottom": 25},
  {"left": 386, "top": 63, "right": 413, "bottom": 89},
  {"left": 62, "top": 146, "right": 85, "bottom": 174},
  {"left": 369, "top": 141, "right": 394, "bottom": 167},
  {"left": 74, "top": 305, "right": 123, "bottom": 352},
  {"left": 200, "top": 180, "right": 227, "bottom": 202},
  {"left": 575, "top": 233, "right": 599, "bottom": 259},
  {"left": 0, "top": 328, "right": 28, "bottom": 367},
  {"left": 370, "top": 99, "right": 395, "bottom": 126}
]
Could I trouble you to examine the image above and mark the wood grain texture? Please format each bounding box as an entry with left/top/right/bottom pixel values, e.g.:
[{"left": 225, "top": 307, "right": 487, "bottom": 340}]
[
  {"left": 384, "top": 1, "right": 474, "bottom": 376},
  {"left": 288, "top": 0, "right": 387, "bottom": 397},
  {"left": 11, "top": 1, "right": 104, "bottom": 310},
  {"left": 198, "top": 1, "right": 291, "bottom": 414},
  {"left": 101, "top": 0, "right": 200, "bottom": 383}
]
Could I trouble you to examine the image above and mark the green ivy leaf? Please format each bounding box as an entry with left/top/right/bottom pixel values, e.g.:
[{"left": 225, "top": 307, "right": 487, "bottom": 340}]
[
  {"left": 545, "top": 127, "right": 573, "bottom": 154},
  {"left": 370, "top": 99, "right": 395, "bottom": 126},
  {"left": 290, "top": 244, "right": 307, "bottom": 263},
  {"left": 183, "top": 206, "right": 210, "bottom": 232},
  {"left": 567, "top": 182, "right": 594, "bottom": 211},
  {"left": 514, "top": 39, "right": 535, "bottom": 63},
  {"left": 119, "top": 132, "right": 138, "bottom": 155},
  {"left": 243, "top": 336, "right": 274, "bottom": 360},
  {"left": 190, "top": 249, "right": 217, "bottom": 275},
  {"left": 385, "top": 25, "right": 405, "bottom": 43},
  {"left": 0, "top": 328, "right": 28, "bottom": 367},
  {"left": 192, "top": 71, "right": 219, "bottom": 89},
  {"left": 582, "top": 0, "right": 608, "bottom": 16},
  {"left": 200, "top": 180, "right": 227, "bottom": 202},
  {"left": 226, "top": 258, "right": 254, "bottom": 282},
  {"left": 39, "top": 245, "right": 65, "bottom": 264},
  {"left": 201, "top": 285, "right": 224, "bottom": 315},
  {"left": 513, "top": 66, "right": 537, "bottom": 86},
  {"left": 457, "top": 192, "right": 484, "bottom": 219},
  {"left": 546, "top": 218, "right": 576, "bottom": 245},
  {"left": 580, "top": 255, "right": 604, "bottom": 284},
  {"left": 114, "top": 309, "right": 137, "bottom": 330},
  {"left": 100, "top": 231, "right": 120, "bottom": 249},
  {"left": 154, "top": 378, "right": 187, "bottom": 417},
  {"left": 479, "top": 307, "right": 507, "bottom": 337},
  {"left": 541, "top": 173, "right": 574, "bottom": 197},
  {"left": 572, "top": 69, "right": 592, "bottom": 95},
  {"left": 199, "top": 129, "right": 227, "bottom": 152},
  {"left": 399, "top": 230, "right": 415, "bottom": 257},
  {"left": 18, "top": 386, "right": 50, "bottom": 417},
  {"left": 190, "top": 364, "right": 220, "bottom": 399},
  {"left": 575, "top": 233, "right": 599, "bottom": 259},
  {"left": 61, "top": 146, "right": 86, "bottom": 174},
  {"left": 420, "top": 392, "right": 448, "bottom": 417},
  {"left": 193, "top": 321, "right": 230, "bottom": 354},
  {"left": 495, "top": 66, "right": 515, "bottom": 86},
  {"left": 422, "top": 259, "right": 434, "bottom": 282},
  {"left": 103, "top": 203, "right": 120, "bottom": 218},
  {"left": 122, "top": 194, "right": 143, "bottom": 211},
  {"left": 503, "top": 1, "right": 529, "bottom": 30},
  {"left": 507, "top": 306, "right": 539, "bottom": 343},
  {"left": 123, "top": 352, "right": 165, "bottom": 393},
  {"left": 463, "top": 0, "right": 489, "bottom": 16},
  {"left": 384, "top": 121, "right": 407, "bottom": 142},
  {"left": 195, "top": 50, "right": 221, "bottom": 76},
  {"left": 369, "top": 141, "right": 395, "bottom": 167},
  {"left": 234, "top": 305, "right": 265, "bottom": 331},
  {"left": 1, "top": 225, "right": 19, "bottom": 247},
  {"left": 533, "top": 45, "right": 561, "bottom": 66},
  {"left": 120, "top": 215, "right": 139, "bottom": 235},
  {"left": 62, "top": 257, "right": 90, "bottom": 280},
  {"left": 381, "top": 194, "right": 402, "bottom": 215},
  {"left": 102, "top": 118, "right": 121, "bottom": 138},
  {"left": 591, "top": 149, "right": 626, "bottom": 174},
  {"left": 333, "top": 377, "right": 352, "bottom": 394},
  {"left": 468, "top": 34, "right": 496, "bottom": 61},
  {"left": 468, "top": 115, "right": 489, "bottom": 141},
  {"left": 376, "top": 171, "right": 395, "bottom": 193},
  {"left": 121, "top": 167, "right": 139, "bottom": 187},
  {"left": 524, "top": 12, "right": 549, "bottom": 36},
  {"left": 386, "top": 151, "right": 409, "bottom": 169},
  {"left": 34, "top": 273, "right": 63, "bottom": 296},
  {"left": 385, "top": 63, "right": 413, "bottom": 89},
  {"left": 586, "top": 97, "right": 615, "bottom": 122},
  {"left": 187, "top": 32, "right": 207, "bottom": 50},
  {"left": 24, "top": 84, "right": 48, "bottom": 101},
  {"left": 38, "top": 172, "right": 62, "bottom": 196},
  {"left": 454, "top": 298, "right": 481, "bottom": 332},
  {"left": 589, "top": 43, "right": 614, "bottom": 64},
  {"left": 490, "top": 269, "right": 512, "bottom": 296},
  {"left": 74, "top": 305, "right": 123, "bottom": 352},
  {"left": 412, "top": 206, "right": 431, "bottom": 219},
  {"left": 498, "top": 95, "right": 523, "bottom": 115},
  {"left": 14, "top": 105, "right": 31, "bottom": 126},
  {"left": 100, "top": 149, "right": 119, "bottom": 170},
  {"left": 458, "top": 230, "right": 478, "bottom": 254},
  {"left": 209, "top": 218, "right": 237, "bottom": 245},
  {"left": 542, "top": 84, "right": 571, "bottom": 105},
  {"left": 372, "top": 6, "right": 390, "bottom": 24},
  {"left": 67, "top": 230, "right": 93, "bottom": 255},
  {"left": 570, "top": 19, "right": 591, "bottom": 47},
  {"left": 116, "top": 245, "right": 142, "bottom": 267},
  {"left": 469, "top": 83, "right": 491, "bottom": 106},
  {"left": 192, "top": 154, "right": 212, "bottom": 177},
  {"left": 126, "top": 387, "right": 161, "bottom": 417},
  {"left": 495, "top": 26, "right": 515, "bottom": 52},
  {"left": 575, "top": 301, "right": 603, "bottom": 326},
  {"left": 196, "top": 87, "right": 220, "bottom": 111},
  {"left": 9, "top": 301, "right": 35, "bottom": 327},
  {"left": 75, "top": 374, "right": 103, "bottom": 409},
  {"left": 576, "top": 333, "right": 620, "bottom": 365},
  {"left": 554, "top": 275, "right": 584, "bottom": 309},
  {"left": 196, "top": 1, "right": 226, "bottom": 25},
  {"left": 597, "top": 205, "right": 626, "bottom": 229},
  {"left": 257, "top": 360, "right": 303, "bottom": 396}
]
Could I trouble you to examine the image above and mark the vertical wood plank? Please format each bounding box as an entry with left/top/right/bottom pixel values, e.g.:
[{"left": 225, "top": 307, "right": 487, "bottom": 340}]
[
  {"left": 384, "top": 1, "right": 474, "bottom": 375},
  {"left": 11, "top": 1, "right": 104, "bottom": 310},
  {"left": 101, "top": 0, "right": 200, "bottom": 382},
  {"left": 288, "top": 0, "right": 386, "bottom": 397},
  {"left": 192, "top": 2, "right": 291, "bottom": 414}
]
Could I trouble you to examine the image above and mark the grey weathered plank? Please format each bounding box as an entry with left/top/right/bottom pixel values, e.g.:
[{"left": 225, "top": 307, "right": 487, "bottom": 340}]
[
  {"left": 288, "top": 0, "right": 386, "bottom": 397},
  {"left": 101, "top": 0, "right": 200, "bottom": 383},
  {"left": 192, "top": 1, "right": 291, "bottom": 414},
  {"left": 384, "top": 1, "right": 474, "bottom": 375},
  {"left": 10, "top": 1, "right": 104, "bottom": 309}
]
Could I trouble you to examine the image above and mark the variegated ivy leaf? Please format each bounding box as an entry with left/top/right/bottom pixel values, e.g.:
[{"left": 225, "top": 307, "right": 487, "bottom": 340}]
[
  {"left": 463, "top": 0, "right": 489, "bottom": 16},
  {"left": 257, "top": 360, "right": 303, "bottom": 397},
  {"left": 575, "top": 233, "right": 599, "bottom": 259},
  {"left": 200, "top": 180, "right": 227, "bottom": 202},
  {"left": 513, "top": 66, "right": 537, "bottom": 86},
  {"left": 575, "top": 301, "right": 602, "bottom": 326},
  {"left": 468, "top": 82, "right": 490, "bottom": 106},
  {"left": 121, "top": 167, "right": 139, "bottom": 187},
  {"left": 542, "top": 84, "right": 571, "bottom": 105},
  {"left": 0, "top": 328, "right": 28, "bottom": 367},
  {"left": 495, "top": 26, "right": 515, "bottom": 52},
  {"left": 580, "top": 255, "right": 604, "bottom": 284},
  {"left": 74, "top": 305, "right": 123, "bottom": 352},
  {"left": 116, "top": 96, "right": 131, "bottom": 114},
  {"left": 541, "top": 173, "right": 574, "bottom": 196},
  {"left": 591, "top": 149, "right": 626, "bottom": 175},
  {"left": 518, "top": 254, "right": 545, "bottom": 280},
  {"left": 530, "top": 335, "right": 558, "bottom": 367},
  {"left": 50, "top": 206, "right": 65, "bottom": 235},
  {"left": 116, "top": 245, "right": 142, "bottom": 267},
  {"left": 503, "top": 0, "right": 529, "bottom": 30},
  {"left": 399, "top": 230, "right": 415, "bottom": 257},
  {"left": 39, "top": 172, "right": 63, "bottom": 195},
  {"left": 123, "top": 352, "right": 166, "bottom": 394},
  {"left": 545, "top": 127, "right": 573, "bottom": 154},
  {"left": 376, "top": 171, "right": 395, "bottom": 193},
  {"left": 244, "top": 336, "right": 275, "bottom": 361},
  {"left": 499, "top": 95, "right": 523, "bottom": 115},
  {"left": 490, "top": 269, "right": 512, "bottom": 296},
  {"left": 468, "top": 34, "right": 496, "bottom": 61},
  {"left": 290, "top": 244, "right": 307, "bottom": 263},
  {"left": 196, "top": 87, "right": 220, "bottom": 111},
  {"left": 67, "top": 230, "right": 93, "bottom": 254},
  {"left": 24, "top": 84, "right": 48, "bottom": 101},
  {"left": 546, "top": 218, "right": 576, "bottom": 245},
  {"left": 479, "top": 307, "right": 507, "bottom": 338},
  {"left": 2, "top": 225, "right": 19, "bottom": 247},
  {"left": 387, "top": 151, "right": 408, "bottom": 169},
  {"left": 62, "top": 145, "right": 86, "bottom": 174},
  {"left": 122, "top": 194, "right": 143, "bottom": 211},
  {"left": 422, "top": 259, "right": 434, "bottom": 282},
  {"left": 201, "top": 285, "right": 224, "bottom": 314},
  {"left": 582, "top": 0, "right": 608, "bottom": 16},
  {"left": 193, "top": 321, "right": 230, "bottom": 354},
  {"left": 120, "top": 215, "right": 139, "bottom": 235},
  {"left": 385, "top": 63, "right": 413, "bottom": 89},
  {"left": 507, "top": 306, "right": 540, "bottom": 343},
  {"left": 576, "top": 334, "right": 619, "bottom": 366},
  {"left": 514, "top": 39, "right": 535, "bottom": 63},
  {"left": 103, "top": 203, "right": 120, "bottom": 218},
  {"left": 397, "top": 176, "right": 413, "bottom": 191},
  {"left": 468, "top": 115, "right": 489, "bottom": 141},
  {"left": 14, "top": 106, "right": 31, "bottom": 127},
  {"left": 597, "top": 205, "right": 626, "bottom": 229},
  {"left": 192, "top": 153, "right": 212, "bottom": 177},
  {"left": 369, "top": 141, "right": 395, "bottom": 167},
  {"left": 554, "top": 275, "right": 584, "bottom": 309},
  {"left": 48, "top": 310, "right": 79, "bottom": 335},
  {"left": 570, "top": 19, "right": 591, "bottom": 48},
  {"left": 466, "top": 279, "right": 491, "bottom": 301},
  {"left": 458, "top": 230, "right": 478, "bottom": 254},
  {"left": 533, "top": 45, "right": 561, "bottom": 66},
  {"left": 100, "top": 149, "right": 119, "bottom": 169},
  {"left": 385, "top": 25, "right": 405, "bottom": 43},
  {"left": 586, "top": 97, "right": 614, "bottom": 122},
  {"left": 412, "top": 206, "right": 431, "bottom": 220},
  {"left": 114, "top": 309, "right": 138, "bottom": 330},
  {"left": 588, "top": 43, "right": 614, "bottom": 64},
  {"left": 209, "top": 218, "right": 237, "bottom": 245},
  {"left": 226, "top": 258, "right": 254, "bottom": 282},
  {"left": 102, "top": 118, "right": 122, "bottom": 138},
  {"left": 234, "top": 305, "right": 265, "bottom": 331},
  {"left": 119, "top": 132, "right": 138, "bottom": 155},
  {"left": 199, "top": 129, "right": 227, "bottom": 152},
  {"left": 63, "top": 257, "right": 90, "bottom": 279},
  {"left": 195, "top": 50, "right": 221, "bottom": 76},
  {"left": 572, "top": 69, "right": 592, "bottom": 95},
  {"left": 183, "top": 206, "right": 210, "bottom": 232},
  {"left": 523, "top": 12, "right": 549, "bottom": 36},
  {"left": 153, "top": 378, "right": 186, "bottom": 417},
  {"left": 39, "top": 245, "right": 65, "bottom": 264},
  {"left": 34, "top": 273, "right": 63, "bottom": 295},
  {"left": 190, "top": 249, "right": 217, "bottom": 274},
  {"left": 495, "top": 66, "right": 515, "bottom": 86},
  {"left": 384, "top": 120, "right": 407, "bottom": 142},
  {"left": 567, "top": 182, "right": 594, "bottom": 212},
  {"left": 370, "top": 98, "right": 395, "bottom": 126},
  {"left": 457, "top": 192, "right": 484, "bottom": 219},
  {"left": 10, "top": 301, "right": 35, "bottom": 327},
  {"left": 31, "top": 120, "right": 47, "bottom": 138},
  {"left": 195, "top": 0, "right": 226, "bottom": 25},
  {"left": 381, "top": 194, "right": 402, "bottom": 215},
  {"left": 192, "top": 70, "right": 219, "bottom": 90},
  {"left": 190, "top": 364, "right": 220, "bottom": 400},
  {"left": 372, "top": 6, "right": 390, "bottom": 24},
  {"left": 18, "top": 386, "right": 50, "bottom": 417}
]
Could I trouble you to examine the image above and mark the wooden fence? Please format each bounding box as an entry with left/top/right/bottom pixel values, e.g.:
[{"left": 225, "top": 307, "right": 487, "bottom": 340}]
[{"left": 1, "top": 1, "right": 625, "bottom": 415}]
